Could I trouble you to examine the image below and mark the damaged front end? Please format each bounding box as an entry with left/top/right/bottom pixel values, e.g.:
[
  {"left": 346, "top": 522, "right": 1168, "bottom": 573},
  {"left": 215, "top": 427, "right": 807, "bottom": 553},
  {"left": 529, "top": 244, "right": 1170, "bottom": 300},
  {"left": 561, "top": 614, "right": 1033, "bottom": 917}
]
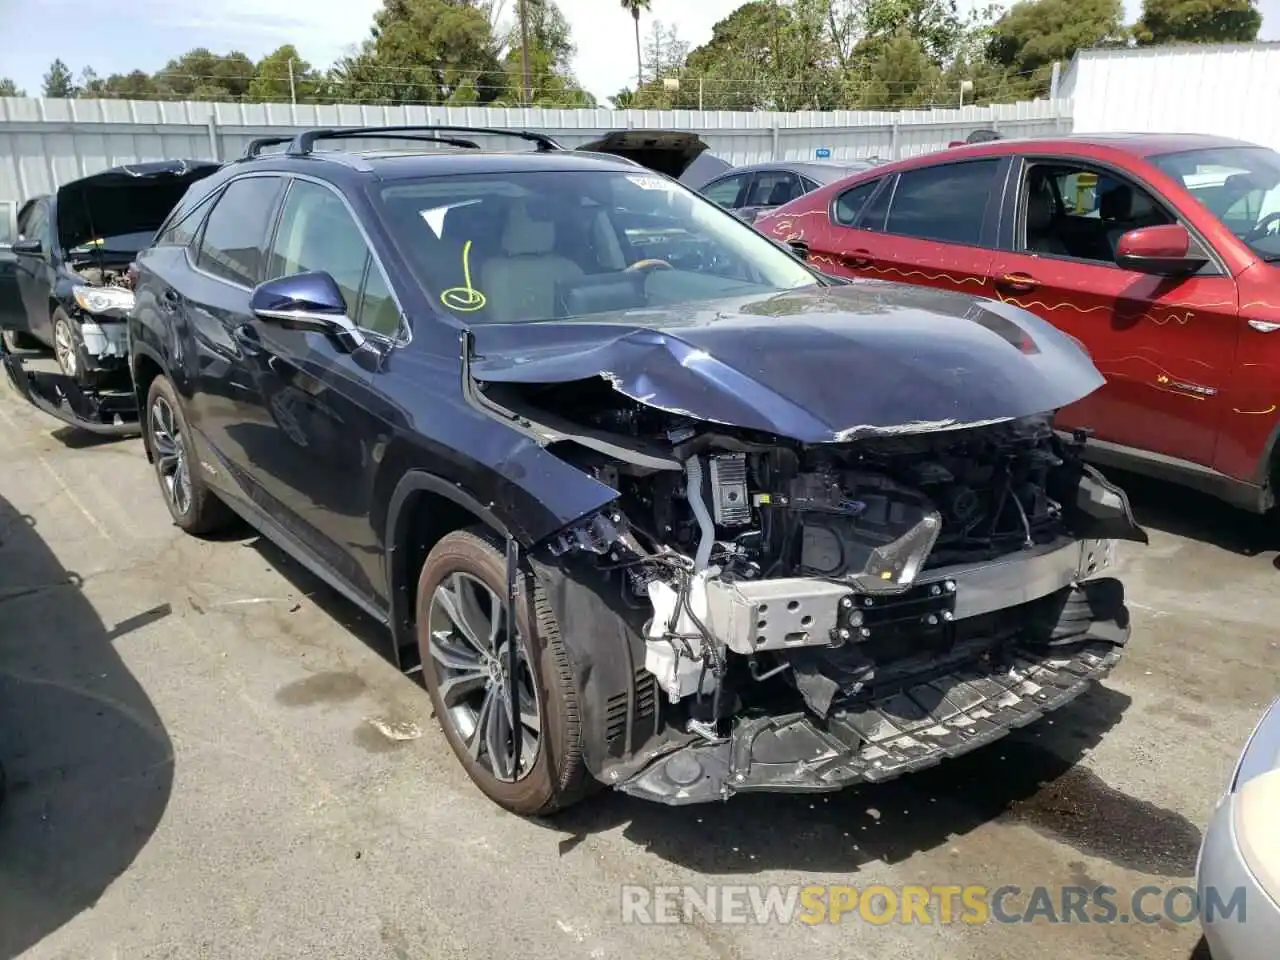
[{"left": 465, "top": 293, "right": 1146, "bottom": 804}]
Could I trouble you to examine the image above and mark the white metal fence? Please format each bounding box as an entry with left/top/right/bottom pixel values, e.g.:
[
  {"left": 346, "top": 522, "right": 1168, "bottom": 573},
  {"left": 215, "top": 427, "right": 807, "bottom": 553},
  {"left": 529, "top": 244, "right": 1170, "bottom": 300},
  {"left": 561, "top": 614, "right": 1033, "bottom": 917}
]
[{"left": 0, "top": 96, "right": 1072, "bottom": 212}]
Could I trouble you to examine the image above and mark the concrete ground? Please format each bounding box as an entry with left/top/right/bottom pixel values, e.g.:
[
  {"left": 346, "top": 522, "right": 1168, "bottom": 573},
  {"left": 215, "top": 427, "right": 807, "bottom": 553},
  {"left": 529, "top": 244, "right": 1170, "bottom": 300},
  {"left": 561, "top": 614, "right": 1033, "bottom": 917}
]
[{"left": 1, "top": 366, "right": 1276, "bottom": 960}]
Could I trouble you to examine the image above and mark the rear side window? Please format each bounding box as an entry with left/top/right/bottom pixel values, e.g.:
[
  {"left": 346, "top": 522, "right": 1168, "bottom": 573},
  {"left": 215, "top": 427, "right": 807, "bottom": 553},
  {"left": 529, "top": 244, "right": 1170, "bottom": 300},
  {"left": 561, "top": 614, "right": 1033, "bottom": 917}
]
[
  {"left": 834, "top": 180, "right": 881, "bottom": 226},
  {"left": 884, "top": 160, "right": 999, "bottom": 245},
  {"left": 196, "top": 176, "right": 285, "bottom": 287}
]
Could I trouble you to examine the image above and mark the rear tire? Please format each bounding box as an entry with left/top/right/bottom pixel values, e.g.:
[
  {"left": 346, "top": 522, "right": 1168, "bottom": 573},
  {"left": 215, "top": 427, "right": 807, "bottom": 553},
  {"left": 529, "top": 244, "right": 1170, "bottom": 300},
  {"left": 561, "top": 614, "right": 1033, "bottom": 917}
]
[
  {"left": 144, "top": 375, "right": 233, "bottom": 536},
  {"left": 416, "top": 527, "right": 592, "bottom": 816}
]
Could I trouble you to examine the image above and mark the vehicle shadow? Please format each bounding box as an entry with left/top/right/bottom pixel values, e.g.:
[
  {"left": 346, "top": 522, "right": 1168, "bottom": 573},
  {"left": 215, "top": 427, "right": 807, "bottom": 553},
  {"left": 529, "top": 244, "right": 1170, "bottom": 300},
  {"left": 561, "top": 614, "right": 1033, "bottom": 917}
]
[
  {"left": 544, "top": 683, "right": 1201, "bottom": 880},
  {"left": 1109, "top": 467, "right": 1280, "bottom": 557},
  {"left": 0, "top": 494, "right": 174, "bottom": 959}
]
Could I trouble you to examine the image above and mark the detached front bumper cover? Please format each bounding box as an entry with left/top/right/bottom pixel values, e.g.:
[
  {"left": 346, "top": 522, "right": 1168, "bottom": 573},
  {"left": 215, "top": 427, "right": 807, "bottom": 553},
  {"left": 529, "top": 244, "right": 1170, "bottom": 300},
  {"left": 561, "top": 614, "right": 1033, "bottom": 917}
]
[
  {"left": 1, "top": 335, "right": 140, "bottom": 436},
  {"left": 620, "top": 579, "right": 1129, "bottom": 805}
]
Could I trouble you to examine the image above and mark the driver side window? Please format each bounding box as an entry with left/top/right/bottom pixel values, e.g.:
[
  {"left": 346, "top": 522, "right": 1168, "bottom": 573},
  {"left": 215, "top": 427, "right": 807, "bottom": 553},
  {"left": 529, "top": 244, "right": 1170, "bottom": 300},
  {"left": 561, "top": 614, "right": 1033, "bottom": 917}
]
[
  {"left": 1019, "top": 161, "right": 1173, "bottom": 265},
  {"left": 268, "top": 179, "right": 400, "bottom": 337}
]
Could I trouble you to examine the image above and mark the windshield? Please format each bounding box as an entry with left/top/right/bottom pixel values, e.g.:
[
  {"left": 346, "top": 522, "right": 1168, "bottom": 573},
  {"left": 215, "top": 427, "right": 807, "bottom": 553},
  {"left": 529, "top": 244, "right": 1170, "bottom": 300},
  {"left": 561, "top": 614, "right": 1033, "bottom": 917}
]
[
  {"left": 1150, "top": 146, "right": 1280, "bottom": 259},
  {"left": 68, "top": 230, "right": 156, "bottom": 258},
  {"left": 375, "top": 169, "right": 818, "bottom": 324}
]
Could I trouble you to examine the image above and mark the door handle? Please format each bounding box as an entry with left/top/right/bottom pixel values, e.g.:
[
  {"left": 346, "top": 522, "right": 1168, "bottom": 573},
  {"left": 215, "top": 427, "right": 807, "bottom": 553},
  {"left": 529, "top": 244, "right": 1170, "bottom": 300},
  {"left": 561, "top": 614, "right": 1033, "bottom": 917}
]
[
  {"left": 842, "top": 248, "right": 874, "bottom": 268},
  {"left": 997, "top": 272, "right": 1040, "bottom": 292},
  {"left": 231, "top": 323, "right": 263, "bottom": 356}
]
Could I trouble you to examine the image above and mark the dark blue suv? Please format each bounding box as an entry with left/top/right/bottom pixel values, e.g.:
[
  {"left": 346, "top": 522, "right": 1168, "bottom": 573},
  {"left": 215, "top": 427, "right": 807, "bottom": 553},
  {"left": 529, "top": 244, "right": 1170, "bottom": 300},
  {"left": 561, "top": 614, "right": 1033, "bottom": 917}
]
[{"left": 2, "top": 126, "right": 1147, "bottom": 815}]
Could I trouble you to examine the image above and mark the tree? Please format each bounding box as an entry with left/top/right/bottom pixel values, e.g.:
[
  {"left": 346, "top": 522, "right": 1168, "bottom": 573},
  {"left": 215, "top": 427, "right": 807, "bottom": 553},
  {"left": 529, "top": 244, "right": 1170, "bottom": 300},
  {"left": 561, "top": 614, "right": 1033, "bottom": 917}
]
[
  {"left": 152, "top": 48, "right": 255, "bottom": 100},
  {"left": 987, "top": 0, "right": 1127, "bottom": 95},
  {"left": 858, "top": 0, "right": 963, "bottom": 64},
  {"left": 79, "top": 69, "right": 159, "bottom": 99},
  {"left": 42, "top": 59, "right": 76, "bottom": 98},
  {"left": 849, "top": 28, "right": 941, "bottom": 107},
  {"left": 494, "top": 0, "right": 591, "bottom": 105},
  {"left": 620, "top": 0, "right": 652, "bottom": 92},
  {"left": 1134, "top": 0, "right": 1261, "bottom": 45},
  {"left": 249, "top": 45, "right": 322, "bottom": 102},
  {"left": 0, "top": 77, "right": 25, "bottom": 97},
  {"left": 329, "top": 0, "right": 505, "bottom": 105}
]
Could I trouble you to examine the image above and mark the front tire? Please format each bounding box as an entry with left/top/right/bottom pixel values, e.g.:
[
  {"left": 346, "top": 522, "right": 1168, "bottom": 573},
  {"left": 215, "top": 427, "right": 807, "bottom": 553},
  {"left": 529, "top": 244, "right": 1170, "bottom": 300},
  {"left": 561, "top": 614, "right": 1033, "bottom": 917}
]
[
  {"left": 145, "top": 375, "right": 232, "bottom": 536},
  {"left": 416, "top": 528, "right": 592, "bottom": 816}
]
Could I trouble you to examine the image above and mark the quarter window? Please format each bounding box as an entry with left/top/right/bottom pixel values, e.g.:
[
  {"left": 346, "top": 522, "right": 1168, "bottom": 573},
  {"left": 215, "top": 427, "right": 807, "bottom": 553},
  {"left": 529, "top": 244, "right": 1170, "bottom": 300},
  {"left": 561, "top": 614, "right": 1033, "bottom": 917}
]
[
  {"left": 196, "top": 177, "right": 284, "bottom": 287},
  {"left": 156, "top": 192, "right": 217, "bottom": 248},
  {"left": 268, "top": 179, "right": 400, "bottom": 337},
  {"left": 833, "top": 180, "right": 881, "bottom": 226},
  {"left": 884, "top": 160, "right": 1000, "bottom": 245}
]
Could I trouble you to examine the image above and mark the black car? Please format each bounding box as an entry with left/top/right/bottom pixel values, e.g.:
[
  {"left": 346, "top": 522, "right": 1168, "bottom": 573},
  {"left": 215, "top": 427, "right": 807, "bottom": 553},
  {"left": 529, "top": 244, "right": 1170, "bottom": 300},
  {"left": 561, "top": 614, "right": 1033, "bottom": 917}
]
[
  {"left": 0, "top": 161, "right": 221, "bottom": 387},
  {"left": 695, "top": 160, "right": 880, "bottom": 224},
  {"left": 2, "top": 125, "right": 1146, "bottom": 816}
]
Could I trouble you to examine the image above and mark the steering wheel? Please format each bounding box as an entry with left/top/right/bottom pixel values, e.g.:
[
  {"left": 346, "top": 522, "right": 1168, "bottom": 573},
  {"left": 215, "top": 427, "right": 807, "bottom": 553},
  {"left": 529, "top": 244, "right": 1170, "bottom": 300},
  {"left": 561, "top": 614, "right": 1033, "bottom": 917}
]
[
  {"left": 624, "top": 258, "right": 673, "bottom": 273},
  {"left": 1245, "top": 211, "right": 1280, "bottom": 241}
]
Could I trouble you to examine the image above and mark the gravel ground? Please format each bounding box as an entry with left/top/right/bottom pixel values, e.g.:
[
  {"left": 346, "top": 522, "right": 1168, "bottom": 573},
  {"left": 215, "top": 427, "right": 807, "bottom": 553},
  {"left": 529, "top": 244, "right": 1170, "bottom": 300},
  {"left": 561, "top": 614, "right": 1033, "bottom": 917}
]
[{"left": 1, "top": 366, "right": 1276, "bottom": 960}]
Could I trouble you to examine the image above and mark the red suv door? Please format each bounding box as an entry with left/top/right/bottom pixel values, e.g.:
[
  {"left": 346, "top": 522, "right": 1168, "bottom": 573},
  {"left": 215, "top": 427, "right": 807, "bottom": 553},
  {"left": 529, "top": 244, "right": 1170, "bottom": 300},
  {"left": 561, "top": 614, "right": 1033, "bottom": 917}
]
[
  {"left": 807, "top": 158, "right": 1006, "bottom": 297},
  {"left": 989, "top": 156, "right": 1240, "bottom": 467}
]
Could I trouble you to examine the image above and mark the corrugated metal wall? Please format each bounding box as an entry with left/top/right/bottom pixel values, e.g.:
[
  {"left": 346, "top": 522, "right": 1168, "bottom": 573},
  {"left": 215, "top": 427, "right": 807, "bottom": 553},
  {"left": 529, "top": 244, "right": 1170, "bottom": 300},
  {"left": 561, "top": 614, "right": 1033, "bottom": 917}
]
[
  {"left": 1065, "top": 43, "right": 1280, "bottom": 150},
  {"left": 0, "top": 96, "right": 1072, "bottom": 211}
]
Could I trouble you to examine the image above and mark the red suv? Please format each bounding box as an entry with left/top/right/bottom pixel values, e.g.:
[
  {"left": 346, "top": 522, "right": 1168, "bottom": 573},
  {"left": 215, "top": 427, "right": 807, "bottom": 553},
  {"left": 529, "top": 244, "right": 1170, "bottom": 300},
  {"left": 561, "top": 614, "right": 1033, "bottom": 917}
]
[{"left": 757, "top": 133, "right": 1280, "bottom": 513}]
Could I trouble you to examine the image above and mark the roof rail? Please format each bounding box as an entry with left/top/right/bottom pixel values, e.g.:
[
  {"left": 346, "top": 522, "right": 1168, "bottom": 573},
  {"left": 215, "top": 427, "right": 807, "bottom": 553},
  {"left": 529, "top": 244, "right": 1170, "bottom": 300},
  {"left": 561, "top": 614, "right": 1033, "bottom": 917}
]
[
  {"left": 286, "top": 125, "right": 563, "bottom": 156},
  {"left": 244, "top": 131, "right": 483, "bottom": 160},
  {"left": 243, "top": 135, "right": 295, "bottom": 159}
]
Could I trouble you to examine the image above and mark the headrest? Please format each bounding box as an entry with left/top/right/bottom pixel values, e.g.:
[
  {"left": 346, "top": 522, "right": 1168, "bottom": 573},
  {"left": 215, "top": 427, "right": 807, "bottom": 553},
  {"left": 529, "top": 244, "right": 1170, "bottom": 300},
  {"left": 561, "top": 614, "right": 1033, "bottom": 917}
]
[
  {"left": 501, "top": 202, "right": 556, "bottom": 256},
  {"left": 1099, "top": 183, "right": 1134, "bottom": 220},
  {"left": 767, "top": 180, "right": 797, "bottom": 206},
  {"left": 1025, "top": 179, "right": 1054, "bottom": 233}
]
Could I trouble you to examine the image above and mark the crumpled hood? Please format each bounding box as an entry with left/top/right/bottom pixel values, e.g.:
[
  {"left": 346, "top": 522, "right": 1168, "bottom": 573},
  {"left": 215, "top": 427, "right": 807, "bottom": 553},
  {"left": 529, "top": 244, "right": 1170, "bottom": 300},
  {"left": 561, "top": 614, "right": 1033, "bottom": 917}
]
[
  {"left": 56, "top": 159, "right": 222, "bottom": 252},
  {"left": 468, "top": 281, "right": 1105, "bottom": 443}
]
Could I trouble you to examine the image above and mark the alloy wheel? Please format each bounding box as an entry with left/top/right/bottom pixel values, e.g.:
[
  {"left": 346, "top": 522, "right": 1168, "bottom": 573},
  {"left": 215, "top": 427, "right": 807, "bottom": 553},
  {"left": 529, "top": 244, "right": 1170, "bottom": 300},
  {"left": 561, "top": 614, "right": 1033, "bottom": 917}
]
[
  {"left": 426, "top": 571, "right": 541, "bottom": 782},
  {"left": 149, "top": 395, "right": 192, "bottom": 517},
  {"left": 52, "top": 319, "right": 77, "bottom": 378}
]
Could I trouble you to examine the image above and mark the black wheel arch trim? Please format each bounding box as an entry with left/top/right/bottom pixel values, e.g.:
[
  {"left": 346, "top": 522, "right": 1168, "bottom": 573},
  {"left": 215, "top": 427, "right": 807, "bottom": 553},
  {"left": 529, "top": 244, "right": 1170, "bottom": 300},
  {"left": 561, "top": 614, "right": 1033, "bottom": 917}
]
[{"left": 384, "top": 469, "right": 514, "bottom": 669}]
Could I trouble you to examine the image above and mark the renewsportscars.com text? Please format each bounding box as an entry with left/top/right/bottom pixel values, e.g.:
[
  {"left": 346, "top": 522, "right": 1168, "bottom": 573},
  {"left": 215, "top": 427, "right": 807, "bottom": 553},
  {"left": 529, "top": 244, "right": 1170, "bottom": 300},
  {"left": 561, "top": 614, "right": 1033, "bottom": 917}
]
[{"left": 620, "top": 884, "right": 1247, "bottom": 926}]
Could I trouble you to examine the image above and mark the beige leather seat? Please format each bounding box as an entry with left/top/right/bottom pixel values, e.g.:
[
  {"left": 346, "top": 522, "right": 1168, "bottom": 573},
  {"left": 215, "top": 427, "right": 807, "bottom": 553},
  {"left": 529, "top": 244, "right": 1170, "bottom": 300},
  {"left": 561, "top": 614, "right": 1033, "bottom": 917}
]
[{"left": 480, "top": 203, "right": 584, "bottom": 323}]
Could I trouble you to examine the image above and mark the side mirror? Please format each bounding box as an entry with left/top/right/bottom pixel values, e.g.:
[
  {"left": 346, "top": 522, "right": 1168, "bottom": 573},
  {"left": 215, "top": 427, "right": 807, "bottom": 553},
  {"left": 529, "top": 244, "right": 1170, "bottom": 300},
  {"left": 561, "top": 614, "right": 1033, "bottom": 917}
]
[
  {"left": 12, "top": 238, "right": 42, "bottom": 256},
  {"left": 250, "top": 271, "right": 367, "bottom": 352},
  {"left": 1115, "top": 224, "right": 1208, "bottom": 276}
]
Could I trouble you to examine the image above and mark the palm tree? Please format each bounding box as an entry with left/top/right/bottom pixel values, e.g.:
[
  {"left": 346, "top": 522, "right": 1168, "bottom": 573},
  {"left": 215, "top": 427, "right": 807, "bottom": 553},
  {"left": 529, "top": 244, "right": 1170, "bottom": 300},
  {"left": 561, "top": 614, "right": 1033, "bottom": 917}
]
[{"left": 619, "top": 0, "right": 651, "bottom": 93}]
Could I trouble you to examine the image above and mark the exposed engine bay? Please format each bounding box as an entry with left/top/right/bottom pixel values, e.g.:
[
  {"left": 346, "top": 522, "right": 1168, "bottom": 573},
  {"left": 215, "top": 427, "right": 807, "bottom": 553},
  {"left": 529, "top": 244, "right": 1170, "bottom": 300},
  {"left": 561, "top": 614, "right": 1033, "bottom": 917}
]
[
  {"left": 71, "top": 263, "right": 136, "bottom": 290},
  {"left": 496, "top": 372, "right": 1145, "bottom": 804}
]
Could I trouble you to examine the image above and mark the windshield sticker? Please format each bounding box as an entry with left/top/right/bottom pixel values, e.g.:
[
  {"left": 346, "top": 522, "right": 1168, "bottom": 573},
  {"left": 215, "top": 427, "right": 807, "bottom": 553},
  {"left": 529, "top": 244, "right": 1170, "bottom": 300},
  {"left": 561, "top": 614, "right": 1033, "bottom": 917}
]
[
  {"left": 626, "top": 175, "right": 676, "bottom": 191},
  {"left": 420, "top": 199, "right": 481, "bottom": 239},
  {"left": 440, "top": 239, "right": 487, "bottom": 312}
]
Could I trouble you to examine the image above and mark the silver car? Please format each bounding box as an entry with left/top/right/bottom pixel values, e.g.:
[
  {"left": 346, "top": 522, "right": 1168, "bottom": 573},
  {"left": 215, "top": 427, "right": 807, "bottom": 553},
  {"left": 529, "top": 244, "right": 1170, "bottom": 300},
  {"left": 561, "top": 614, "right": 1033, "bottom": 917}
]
[{"left": 1198, "top": 696, "right": 1280, "bottom": 958}]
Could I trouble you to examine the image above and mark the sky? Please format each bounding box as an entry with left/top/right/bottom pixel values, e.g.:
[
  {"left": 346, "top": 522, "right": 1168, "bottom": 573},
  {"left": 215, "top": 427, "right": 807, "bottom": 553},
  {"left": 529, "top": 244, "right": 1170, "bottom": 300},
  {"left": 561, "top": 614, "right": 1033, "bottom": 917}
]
[{"left": 1, "top": 0, "right": 1278, "bottom": 104}]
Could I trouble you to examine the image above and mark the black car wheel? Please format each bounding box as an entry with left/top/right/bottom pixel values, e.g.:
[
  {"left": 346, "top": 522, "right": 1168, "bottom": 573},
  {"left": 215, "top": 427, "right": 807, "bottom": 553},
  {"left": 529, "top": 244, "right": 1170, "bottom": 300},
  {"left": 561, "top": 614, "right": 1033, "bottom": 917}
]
[
  {"left": 416, "top": 528, "right": 592, "bottom": 816},
  {"left": 51, "top": 309, "right": 81, "bottom": 380},
  {"left": 145, "top": 375, "right": 232, "bottom": 535}
]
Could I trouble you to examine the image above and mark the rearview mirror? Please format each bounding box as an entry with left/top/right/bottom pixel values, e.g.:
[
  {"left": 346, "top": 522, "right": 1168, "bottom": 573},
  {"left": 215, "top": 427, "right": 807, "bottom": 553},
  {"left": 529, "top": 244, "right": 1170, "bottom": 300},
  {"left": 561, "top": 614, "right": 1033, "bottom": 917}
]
[
  {"left": 1115, "top": 224, "right": 1208, "bottom": 276},
  {"left": 250, "top": 271, "right": 367, "bottom": 352},
  {"left": 12, "top": 238, "right": 42, "bottom": 256}
]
